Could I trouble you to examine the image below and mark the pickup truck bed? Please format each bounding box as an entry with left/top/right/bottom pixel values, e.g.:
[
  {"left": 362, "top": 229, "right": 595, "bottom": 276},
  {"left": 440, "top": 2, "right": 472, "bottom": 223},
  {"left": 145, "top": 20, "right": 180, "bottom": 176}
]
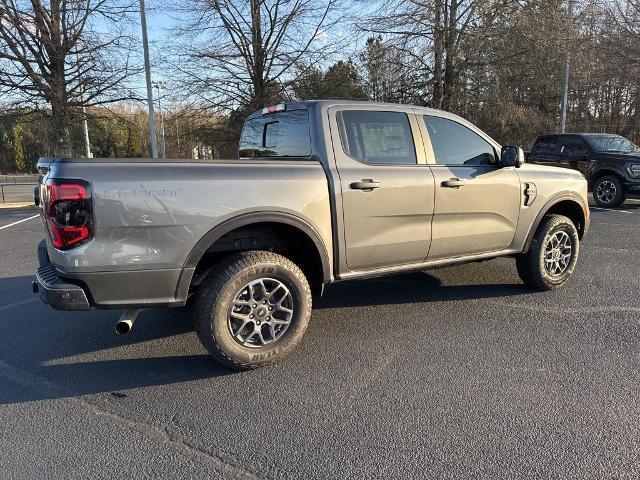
[{"left": 35, "top": 157, "right": 332, "bottom": 308}]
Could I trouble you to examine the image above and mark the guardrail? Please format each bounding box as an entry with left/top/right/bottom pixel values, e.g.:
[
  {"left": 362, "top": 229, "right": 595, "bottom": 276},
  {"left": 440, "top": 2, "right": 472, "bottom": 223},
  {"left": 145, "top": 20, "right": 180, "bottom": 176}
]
[{"left": 0, "top": 183, "right": 37, "bottom": 204}]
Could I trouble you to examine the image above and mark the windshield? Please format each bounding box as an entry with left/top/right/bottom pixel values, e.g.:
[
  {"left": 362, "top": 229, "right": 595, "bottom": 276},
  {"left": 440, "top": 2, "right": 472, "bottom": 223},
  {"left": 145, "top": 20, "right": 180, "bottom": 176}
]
[{"left": 585, "top": 135, "right": 639, "bottom": 153}]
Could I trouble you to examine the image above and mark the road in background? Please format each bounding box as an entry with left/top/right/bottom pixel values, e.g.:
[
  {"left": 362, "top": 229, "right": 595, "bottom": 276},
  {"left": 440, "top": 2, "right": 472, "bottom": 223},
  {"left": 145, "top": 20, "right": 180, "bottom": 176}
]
[{"left": 1, "top": 205, "right": 640, "bottom": 479}]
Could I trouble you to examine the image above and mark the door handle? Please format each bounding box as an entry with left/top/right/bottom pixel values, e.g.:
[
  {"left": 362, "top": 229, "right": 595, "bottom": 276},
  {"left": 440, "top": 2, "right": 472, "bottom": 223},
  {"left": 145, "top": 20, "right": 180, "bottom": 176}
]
[
  {"left": 441, "top": 178, "right": 465, "bottom": 188},
  {"left": 350, "top": 179, "right": 381, "bottom": 190}
]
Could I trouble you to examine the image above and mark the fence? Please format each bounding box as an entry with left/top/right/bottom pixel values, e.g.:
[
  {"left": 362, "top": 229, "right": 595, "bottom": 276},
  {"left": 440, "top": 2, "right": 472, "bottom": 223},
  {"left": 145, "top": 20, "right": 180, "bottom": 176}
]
[
  {"left": 0, "top": 184, "right": 37, "bottom": 204},
  {"left": 0, "top": 175, "right": 38, "bottom": 204}
]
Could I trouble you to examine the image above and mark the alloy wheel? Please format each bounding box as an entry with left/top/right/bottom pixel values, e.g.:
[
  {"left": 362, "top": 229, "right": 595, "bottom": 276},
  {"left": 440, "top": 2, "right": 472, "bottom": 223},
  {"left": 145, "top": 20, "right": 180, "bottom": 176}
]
[
  {"left": 544, "top": 230, "right": 572, "bottom": 276},
  {"left": 596, "top": 180, "right": 617, "bottom": 205},
  {"left": 227, "top": 278, "right": 294, "bottom": 348}
]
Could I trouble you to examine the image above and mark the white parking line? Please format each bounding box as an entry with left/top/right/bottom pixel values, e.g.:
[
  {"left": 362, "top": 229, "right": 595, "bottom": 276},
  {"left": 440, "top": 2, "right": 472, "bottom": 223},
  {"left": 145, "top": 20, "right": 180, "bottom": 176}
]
[
  {"left": 0, "top": 214, "right": 39, "bottom": 230},
  {"left": 590, "top": 207, "right": 634, "bottom": 214}
]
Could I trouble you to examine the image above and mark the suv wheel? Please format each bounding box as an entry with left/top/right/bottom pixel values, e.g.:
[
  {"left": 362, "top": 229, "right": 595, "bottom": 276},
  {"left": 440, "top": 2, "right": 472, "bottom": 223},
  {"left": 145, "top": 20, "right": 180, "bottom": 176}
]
[
  {"left": 516, "top": 214, "right": 579, "bottom": 291},
  {"left": 593, "top": 175, "right": 625, "bottom": 207},
  {"left": 194, "top": 251, "right": 312, "bottom": 370}
]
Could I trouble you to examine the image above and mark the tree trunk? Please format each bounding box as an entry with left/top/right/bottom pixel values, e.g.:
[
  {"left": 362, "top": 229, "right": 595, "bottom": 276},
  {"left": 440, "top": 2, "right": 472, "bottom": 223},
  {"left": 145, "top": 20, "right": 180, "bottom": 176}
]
[
  {"left": 443, "top": 0, "right": 458, "bottom": 110},
  {"left": 432, "top": 0, "right": 444, "bottom": 108},
  {"left": 250, "top": 0, "right": 266, "bottom": 109},
  {"left": 49, "top": 0, "right": 72, "bottom": 156}
]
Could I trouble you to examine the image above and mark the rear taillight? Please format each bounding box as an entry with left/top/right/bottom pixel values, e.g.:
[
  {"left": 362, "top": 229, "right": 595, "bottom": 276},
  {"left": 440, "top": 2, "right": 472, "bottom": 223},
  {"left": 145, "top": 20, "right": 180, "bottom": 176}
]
[{"left": 44, "top": 179, "right": 93, "bottom": 250}]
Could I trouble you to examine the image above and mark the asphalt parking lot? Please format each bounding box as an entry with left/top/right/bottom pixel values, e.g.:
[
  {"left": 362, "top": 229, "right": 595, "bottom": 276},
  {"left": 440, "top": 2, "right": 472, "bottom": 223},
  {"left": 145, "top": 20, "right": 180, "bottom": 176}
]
[{"left": 1, "top": 201, "right": 640, "bottom": 479}]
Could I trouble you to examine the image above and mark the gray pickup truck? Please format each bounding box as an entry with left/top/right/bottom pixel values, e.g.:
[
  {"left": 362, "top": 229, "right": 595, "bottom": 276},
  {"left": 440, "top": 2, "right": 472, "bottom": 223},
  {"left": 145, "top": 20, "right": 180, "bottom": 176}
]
[{"left": 34, "top": 100, "right": 589, "bottom": 369}]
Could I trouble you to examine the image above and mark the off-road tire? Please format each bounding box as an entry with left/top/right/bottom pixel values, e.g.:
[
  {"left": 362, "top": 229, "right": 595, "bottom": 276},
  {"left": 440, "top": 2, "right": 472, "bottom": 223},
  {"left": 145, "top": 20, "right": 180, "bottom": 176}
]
[
  {"left": 516, "top": 214, "right": 579, "bottom": 291},
  {"left": 592, "top": 175, "right": 625, "bottom": 208},
  {"left": 193, "top": 251, "right": 312, "bottom": 370}
]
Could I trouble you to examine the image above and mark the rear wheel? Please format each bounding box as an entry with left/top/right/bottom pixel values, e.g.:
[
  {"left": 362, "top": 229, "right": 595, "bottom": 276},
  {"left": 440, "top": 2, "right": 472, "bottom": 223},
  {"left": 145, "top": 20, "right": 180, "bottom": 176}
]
[
  {"left": 516, "top": 214, "right": 579, "bottom": 291},
  {"left": 593, "top": 175, "right": 625, "bottom": 207},
  {"left": 193, "top": 251, "right": 312, "bottom": 370}
]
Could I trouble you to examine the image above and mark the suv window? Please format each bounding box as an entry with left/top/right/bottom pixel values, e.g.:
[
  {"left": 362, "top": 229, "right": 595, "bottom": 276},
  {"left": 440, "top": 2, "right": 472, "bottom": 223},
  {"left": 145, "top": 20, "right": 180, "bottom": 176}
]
[
  {"left": 339, "top": 110, "right": 417, "bottom": 165},
  {"left": 424, "top": 116, "right": 496, "bottom": 166},
  {"left": 239, "top": 109, "right": 311, "bottom": 158},
  {"left": 532, "top": 136, "right": 558, "bottom": 154},
  {"left": 561, "top": 137, "right": 587, "bottom": 154}
]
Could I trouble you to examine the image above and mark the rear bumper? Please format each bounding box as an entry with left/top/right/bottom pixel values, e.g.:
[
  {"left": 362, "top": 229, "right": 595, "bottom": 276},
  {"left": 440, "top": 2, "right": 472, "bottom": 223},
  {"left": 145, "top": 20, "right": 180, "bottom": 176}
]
[
  {"left": 33, "top": 243, "right": 90, "bottom": 310},
  {"left": 33, "top": 240, "right": 188, "bottom": 310}
]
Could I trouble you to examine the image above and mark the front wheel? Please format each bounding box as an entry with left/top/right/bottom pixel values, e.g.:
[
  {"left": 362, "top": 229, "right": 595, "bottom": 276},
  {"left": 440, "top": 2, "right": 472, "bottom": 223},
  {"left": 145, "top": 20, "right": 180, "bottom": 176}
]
[
  {"left": 593, "top": 175, "right": 625, "bottom": 207},
  {"left": 194, "top": 251, "right": 312, "bottom": 370},
  {"left": 516, "top": 214, "right": 579, "bottom": 291}
]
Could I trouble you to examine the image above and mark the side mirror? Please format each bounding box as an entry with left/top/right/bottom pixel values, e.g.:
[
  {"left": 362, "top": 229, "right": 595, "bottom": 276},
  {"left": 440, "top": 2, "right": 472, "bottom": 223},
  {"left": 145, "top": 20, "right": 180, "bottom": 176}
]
[{"left": 500, "top": 146, "right": 525, "bottom": 168}]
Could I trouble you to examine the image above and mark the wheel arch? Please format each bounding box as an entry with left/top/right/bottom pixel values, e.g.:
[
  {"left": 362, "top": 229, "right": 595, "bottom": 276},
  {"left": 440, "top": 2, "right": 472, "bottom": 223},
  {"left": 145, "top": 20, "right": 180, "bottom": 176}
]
[
  {"left": 175, "top": 212, "right": 332, "bottom": 301},
  {"left": 522, "top": 195, "right": 588, "bottom": 253},
  {"left": 588, "top": 168, "right": 624, "bottom": 189}
]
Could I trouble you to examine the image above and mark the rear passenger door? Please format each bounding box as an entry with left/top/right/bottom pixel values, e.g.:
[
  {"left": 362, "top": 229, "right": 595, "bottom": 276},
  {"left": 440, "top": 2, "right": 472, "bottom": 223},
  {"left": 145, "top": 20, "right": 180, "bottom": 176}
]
[
  {"left": 529, "top": 136, "right": 561, "bottom": 166},
  {"left": 329, "top": 106, "right": 435, "bottom": 272}
]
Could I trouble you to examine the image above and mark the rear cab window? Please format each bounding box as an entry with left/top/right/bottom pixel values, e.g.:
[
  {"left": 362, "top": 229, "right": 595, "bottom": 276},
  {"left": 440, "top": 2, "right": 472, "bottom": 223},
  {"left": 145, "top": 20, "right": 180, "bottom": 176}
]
[{"left": 239, "top": 109, "right": 311, "bottom": 158}]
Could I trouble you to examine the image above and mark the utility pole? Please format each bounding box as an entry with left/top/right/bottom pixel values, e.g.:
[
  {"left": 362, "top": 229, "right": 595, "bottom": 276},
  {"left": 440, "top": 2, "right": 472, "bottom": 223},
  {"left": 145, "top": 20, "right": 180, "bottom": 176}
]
[
  {"left": 139, "top": 0, "right": 158, "bottom": 158},
  {"left": 153, "top": 80, "right": 166, "bottom": 158},
  {"left": 560, "top": 0, "right": 573, "bottom": 133}
]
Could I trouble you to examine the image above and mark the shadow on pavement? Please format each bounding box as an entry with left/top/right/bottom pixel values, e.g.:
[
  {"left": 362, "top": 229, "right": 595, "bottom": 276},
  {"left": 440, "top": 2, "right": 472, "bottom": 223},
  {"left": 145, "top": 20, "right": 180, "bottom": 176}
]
[
  {"left": 316, "top": 271, "right": 530, "bottom": 309},
  {"left": 0, "top": 270, "right": 530, "bottom": 404},
  {"left": 0, "top": 275, "right": 233, "bottom": 405}
]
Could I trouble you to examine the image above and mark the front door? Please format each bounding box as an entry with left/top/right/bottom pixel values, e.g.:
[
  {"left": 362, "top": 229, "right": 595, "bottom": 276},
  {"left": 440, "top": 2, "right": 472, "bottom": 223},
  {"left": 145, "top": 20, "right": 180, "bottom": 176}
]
[
  {"left": 421, "top": 115, "right": 521, "bottom": 259},
  {"left": 329, "top": 107, "right": 435, "bottom": 271}
]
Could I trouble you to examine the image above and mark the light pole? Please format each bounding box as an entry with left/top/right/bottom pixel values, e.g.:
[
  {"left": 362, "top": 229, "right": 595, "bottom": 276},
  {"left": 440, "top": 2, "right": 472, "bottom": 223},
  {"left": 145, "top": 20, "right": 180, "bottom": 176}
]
[
  {"left": 139, "top": 0, "right": 158, "bottom": 158},
  {"left": 152, "top": 80, "right": 166, "bottom": 158},
  {"left": 560, "top": 0, "right": 573, "bottom": 133},
  {"left": 81, "top": 104, "right": 92, "bottom": 158}
]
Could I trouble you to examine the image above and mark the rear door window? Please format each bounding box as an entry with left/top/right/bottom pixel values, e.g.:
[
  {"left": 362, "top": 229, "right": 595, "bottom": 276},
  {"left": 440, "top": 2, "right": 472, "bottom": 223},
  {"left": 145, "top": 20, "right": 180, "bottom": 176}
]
[
  {"left": 239, "top": 109, "right": 311, "bottom": 158},
  {"left": 532, "top": 136, "right": 558, "bottom": 154},
  {"left": 561, "top": 137, "right": 587, "bottom": 154},
  {"left": 338, "top": 110, "right": 417, "bottom": 165}
]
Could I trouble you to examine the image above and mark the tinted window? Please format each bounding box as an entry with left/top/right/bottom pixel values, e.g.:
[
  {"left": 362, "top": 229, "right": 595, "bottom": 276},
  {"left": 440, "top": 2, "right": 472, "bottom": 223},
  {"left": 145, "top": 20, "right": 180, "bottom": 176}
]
[
  {"left": 339, "top": 110, "right": 417, "bottom": 165},
  {"left": 532, "top": 136, "right": 558, "bottom": 154},
  {"left": 239, "top": 110, "right": 311, "bottom": 158},
  {"left": 561, "top": 137, "right": 587, "bottom": 154},
  {"left": 584, "top": 135, "right": 639, "bottom": 153},
  {"left": 424, "top": 116, "right": 496, "bottom": 166}
]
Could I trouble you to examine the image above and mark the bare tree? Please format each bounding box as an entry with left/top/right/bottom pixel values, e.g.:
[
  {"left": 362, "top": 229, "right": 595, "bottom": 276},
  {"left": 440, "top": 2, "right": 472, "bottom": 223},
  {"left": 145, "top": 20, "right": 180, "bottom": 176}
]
[
  {"left": 362, "top": 0, "right": 518, "bottom": 110},
  {"left": 0, "top": 0, "right": 140, "bottom": 155},
  {"left": 174, "top": 0, "right": 341, "bottom": 117}
]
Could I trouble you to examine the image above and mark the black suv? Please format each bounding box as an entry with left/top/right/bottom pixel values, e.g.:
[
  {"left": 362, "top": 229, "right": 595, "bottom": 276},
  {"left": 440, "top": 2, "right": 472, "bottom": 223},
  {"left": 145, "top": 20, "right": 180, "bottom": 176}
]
[{"left": 527, "top": 133, "right": 640, "bottom": 207}]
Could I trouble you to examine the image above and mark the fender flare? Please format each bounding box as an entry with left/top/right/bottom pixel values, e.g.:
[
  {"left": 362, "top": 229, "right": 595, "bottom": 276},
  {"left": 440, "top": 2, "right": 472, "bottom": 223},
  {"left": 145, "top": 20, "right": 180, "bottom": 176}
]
[
  {"left": 175, "top": 212, "right": 332, "bottom": 301},
  {"left": 588, "top": 167, "right": 625, "bottom": 188},
  {"left": 522, "top": 193, "right": 589, "bottom": 253}
]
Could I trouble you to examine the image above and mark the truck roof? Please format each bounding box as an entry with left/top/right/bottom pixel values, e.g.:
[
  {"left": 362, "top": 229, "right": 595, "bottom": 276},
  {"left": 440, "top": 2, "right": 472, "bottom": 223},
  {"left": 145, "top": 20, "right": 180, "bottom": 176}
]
[
  {"left": 247, "top": 99, "right": 460, "bottom": 121},
  {"left": 536, "top": 133, "right": 620, "bottom": 138}
]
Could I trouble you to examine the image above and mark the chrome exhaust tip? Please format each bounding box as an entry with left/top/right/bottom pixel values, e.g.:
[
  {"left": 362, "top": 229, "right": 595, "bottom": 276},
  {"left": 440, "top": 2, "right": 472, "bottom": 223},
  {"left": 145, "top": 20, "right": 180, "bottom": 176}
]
[
  {"left": 114, "top": 309, "right": 143, "bottom": 335},
  {"left": 115, "top": 319, "right": 133, "bottom": 335}
]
